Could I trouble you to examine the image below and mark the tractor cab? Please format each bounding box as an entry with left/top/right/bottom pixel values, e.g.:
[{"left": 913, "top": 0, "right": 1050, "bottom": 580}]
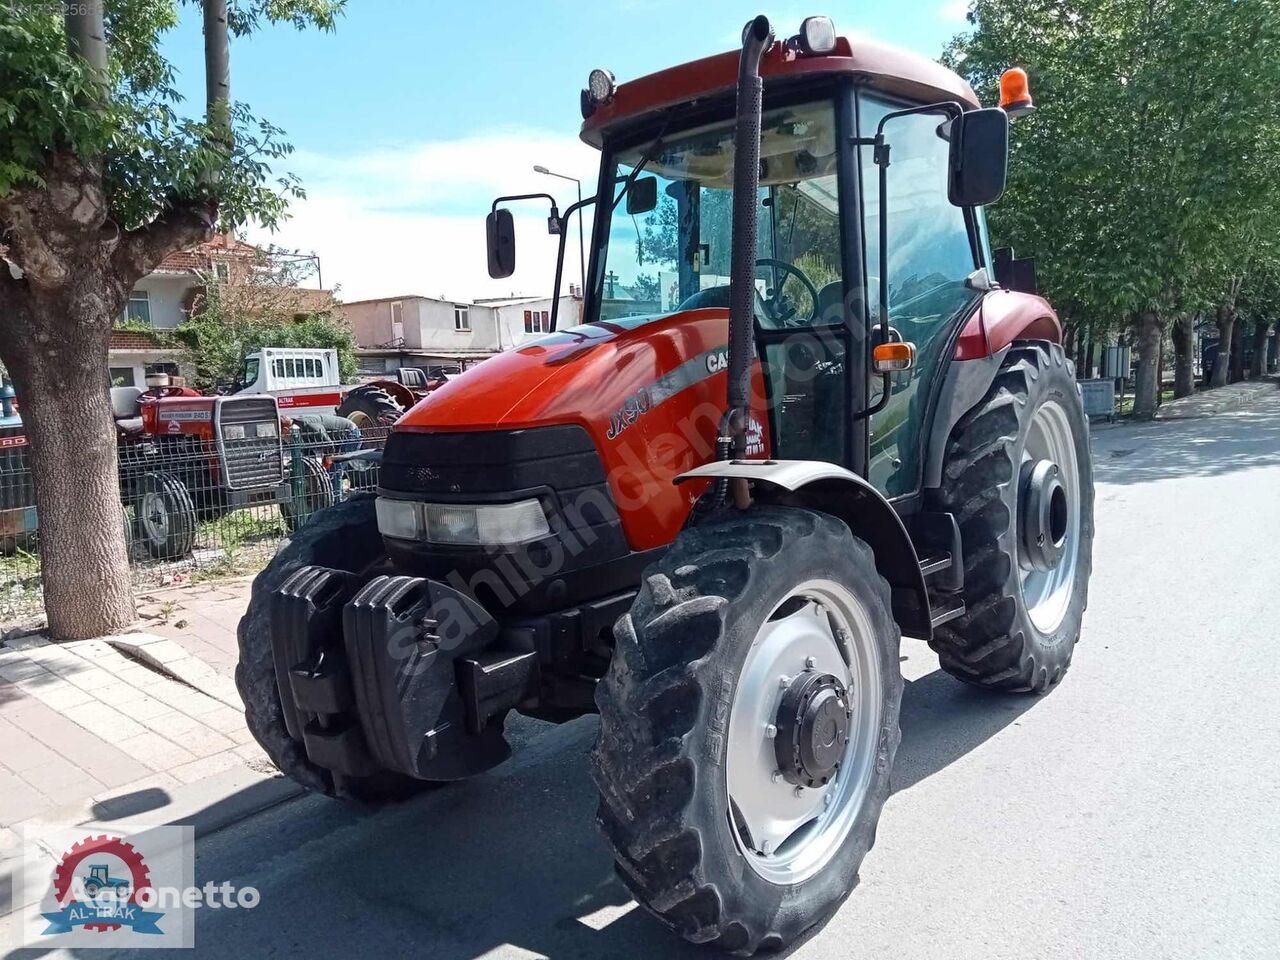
[{"left": 486, "top": 23, "right": 1012, "bottom": 503}]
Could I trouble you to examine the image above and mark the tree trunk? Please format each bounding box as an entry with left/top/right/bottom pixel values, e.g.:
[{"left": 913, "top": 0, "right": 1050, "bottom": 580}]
[
  {"left": 1132, "top": 311, "right": 1163, "bottom": 420},
  {"left": 1249, "top": 320, "right": 1268, "bottom": 378},
  {"left": 1230, "top": 321, "right": 1246, "bottom": 382},
  {"left": 1211, "top": 304, "right": 1235, "bottom": 387},
  {"left": 1083, "top": 336, "right": 1094, "bottom": 378},
  {"left": 1172, "top": 313, "right": 1195, "bottom": 398},
  {"left": 0, "top": 289, "right": 135, "bottom": 639},
  {"left": 0, "top": 154, "right": 214, "bottom": 639}
]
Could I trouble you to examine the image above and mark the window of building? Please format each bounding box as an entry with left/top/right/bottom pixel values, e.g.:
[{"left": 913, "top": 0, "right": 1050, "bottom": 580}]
[
  {"left": 109, "top": 367, "right": 136, "bottom": 387},
  {"left": 273, "top": 359, "right": 285, "bottom": 379},
  {"left": 145, "top": 362, "right": 179, "bottom": 378},
  {"left": 286, "top": 359, "right": 297, "bottom": 378},
  {"left": 454, "top": 305, "right": 470, "bottom": 331},
  {"left": 391, "top": 301, "right": 404, "bottom": 342},
  {"left": 523, "top": 309, "right": 549, "bottom": 334},
  {"left": 213, "top": 261, "right": 231, "bottom": 283},
  {"left": 122, "top": 290, "right": 151, "bottom": 326}
]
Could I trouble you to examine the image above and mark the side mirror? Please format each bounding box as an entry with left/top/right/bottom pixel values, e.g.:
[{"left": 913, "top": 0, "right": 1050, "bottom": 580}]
[
  {"left": 626, "top": 176, "right": 658, "bottom": 215},
  {"left": 486, "top": 209, "right": 516, "bottom": 279},
  {"left": 948, "top": 108, "right": 1008, "bottom": 207}
]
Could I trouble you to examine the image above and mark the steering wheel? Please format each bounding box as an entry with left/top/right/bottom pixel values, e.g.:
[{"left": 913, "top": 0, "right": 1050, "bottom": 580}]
[{"left": 756, "top": 258, "right": 820, "bottom": 326}]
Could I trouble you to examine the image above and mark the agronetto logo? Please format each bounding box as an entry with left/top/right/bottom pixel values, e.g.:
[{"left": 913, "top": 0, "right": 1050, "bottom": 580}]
[{"left": 13, "top": 822, "right": 260, "bottom": 949}]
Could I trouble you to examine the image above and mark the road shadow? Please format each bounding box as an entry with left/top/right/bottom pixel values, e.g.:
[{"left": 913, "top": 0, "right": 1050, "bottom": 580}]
[
  {"left": 1091, "top": 394, "right": 1280, "bottom": 486},
  {"left": 12, "top": 667, "right": 1045, "bottom": 960}
]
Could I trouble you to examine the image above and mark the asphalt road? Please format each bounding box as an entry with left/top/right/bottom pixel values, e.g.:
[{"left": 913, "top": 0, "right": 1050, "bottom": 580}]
[{"left": 60, "top": 390, "right": 1280, "bottom": 959}]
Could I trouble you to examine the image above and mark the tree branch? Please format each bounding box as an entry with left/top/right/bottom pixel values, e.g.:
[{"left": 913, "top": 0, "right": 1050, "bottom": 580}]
[{"left": 114, "top": 199, "right": 218, "bottom": 283}]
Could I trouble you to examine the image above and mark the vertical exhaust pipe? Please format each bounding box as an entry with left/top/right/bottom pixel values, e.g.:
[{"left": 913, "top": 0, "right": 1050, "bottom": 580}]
[{"left": 722, "top": 15, "right": 773, "bottom": 507}]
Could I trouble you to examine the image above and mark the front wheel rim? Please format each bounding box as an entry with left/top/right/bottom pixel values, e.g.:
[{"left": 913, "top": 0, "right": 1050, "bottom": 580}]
[
  {"left": 1018, "top": 400, "right": 1082, "bottom": 635},
  {"left": 725, "top": 579, "right": 883, "bottom": 885}
]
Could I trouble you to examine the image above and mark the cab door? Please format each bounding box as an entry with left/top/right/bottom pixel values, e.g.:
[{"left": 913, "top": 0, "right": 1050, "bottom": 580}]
[{"left": 857, "top": 93, "right": 983, "bottom": 499}]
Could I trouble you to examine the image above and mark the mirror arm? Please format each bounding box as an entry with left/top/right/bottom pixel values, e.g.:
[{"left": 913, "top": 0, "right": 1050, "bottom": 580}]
[{"left": 547, "top": 194, "right": 597, "bottom": 333}]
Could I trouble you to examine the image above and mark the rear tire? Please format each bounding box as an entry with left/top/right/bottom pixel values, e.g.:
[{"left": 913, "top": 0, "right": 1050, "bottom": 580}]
[
  {"left": 592, "top": 506, "right": 901, "bottom": 954},
  {"left": 931, "top": 341, "right": 1094, "bottom": 693},
  {"left": 336, "top": 387, "right": 403, "bottom": 428},
  {"left": 236, "top": 494, "right": 421, "bottom": 802},
  {"left": 133, "top": 472, "right": 196, "bottom": 560}
]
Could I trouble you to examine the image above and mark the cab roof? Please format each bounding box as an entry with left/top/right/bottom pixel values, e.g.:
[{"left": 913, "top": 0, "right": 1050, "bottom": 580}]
[{"left": 580, "top": 35, "right": 980, "bottom": 147}]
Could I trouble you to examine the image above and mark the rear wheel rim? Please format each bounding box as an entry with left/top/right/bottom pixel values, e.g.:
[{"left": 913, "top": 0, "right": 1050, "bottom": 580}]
[
  {"left": 346, "top": 410, "right": 374, "bottom": 429},
  {"left": 139, "top": 490, "right": 169, "bottom": 543},
  {"left": 725, "top": 579, "right": 882, "bottom": 885},
  {"left": 1019, "top": 400, "right": 1081, "bottom": 635}
]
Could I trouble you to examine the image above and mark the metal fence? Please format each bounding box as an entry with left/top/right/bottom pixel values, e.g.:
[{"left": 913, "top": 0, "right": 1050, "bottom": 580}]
[{"left": 0, "top": 425, "right": 390, "bottom": 622}]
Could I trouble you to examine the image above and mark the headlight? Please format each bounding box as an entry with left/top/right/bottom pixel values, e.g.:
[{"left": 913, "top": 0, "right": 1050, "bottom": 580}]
[
  {"left": 222, "top": 424, "right": 246, "bottom": 440},
  {"left": 376, "top": 497, "right": 550, "bottom": 546},
  {"left": 255, "top": 421, "right": 278, "bottom": 438}
]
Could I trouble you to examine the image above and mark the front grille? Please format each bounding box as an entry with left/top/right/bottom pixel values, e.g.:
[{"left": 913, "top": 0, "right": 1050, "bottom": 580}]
[
  {"left": 0, "top": 426, "right": 32, "bottom": 511},
  {"left": 378, "top": 424, "right": 642, "bottom": 615},
  {"left": 218, "top": 398, "right": 284, "bottom": 490}
]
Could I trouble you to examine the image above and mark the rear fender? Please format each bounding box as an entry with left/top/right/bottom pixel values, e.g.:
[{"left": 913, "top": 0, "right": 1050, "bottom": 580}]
[
  {"left": 954, "top": 289, "right": 1060, "bottom": 361},
  {"left": 675, "top": 460, "right": 931, "bottom": 639}
]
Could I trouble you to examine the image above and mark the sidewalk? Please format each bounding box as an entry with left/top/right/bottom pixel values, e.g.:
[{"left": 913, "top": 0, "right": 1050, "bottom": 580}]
[
  {"left": 1153, "top": 375, "right": 1278, "bottom": 419},
  {"left": 0, "top": 580, "right": 296, "bottom": 923}
]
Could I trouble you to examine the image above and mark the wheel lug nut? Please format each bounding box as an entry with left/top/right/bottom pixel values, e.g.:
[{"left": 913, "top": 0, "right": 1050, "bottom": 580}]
[
  {"left": 764, "top": 723, "right": 777, "bottom": 739},
  {"left": 778, "top": 675, "right": 791, "bottom": 689},
  {"left": 793, "top": 786, "right": 804, "bottom": 798},
  {"left": 761, "top": 840, "right": 773, "bottom": 855},
  {"left": 804, "top": 656, "right": 816, "bottom": 671},
  {"left": 771, "top": 771, "right": 783, "bottom": 783},
  {"left": 824, "top": 792, "right": 833, "bottom": 808}
]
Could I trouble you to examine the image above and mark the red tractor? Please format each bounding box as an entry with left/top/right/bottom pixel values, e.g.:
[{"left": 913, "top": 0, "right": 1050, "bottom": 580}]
[{"left": 238, "top": 18, "right": 1093, "bottom": 952}]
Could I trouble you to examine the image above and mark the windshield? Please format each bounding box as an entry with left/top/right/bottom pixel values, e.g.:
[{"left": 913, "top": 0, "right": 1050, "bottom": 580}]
[{"left": 592, "top": 99, "right": 844, "bottom": 330}]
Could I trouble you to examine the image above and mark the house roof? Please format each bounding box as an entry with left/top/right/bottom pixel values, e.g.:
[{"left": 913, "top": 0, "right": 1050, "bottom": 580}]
[{"left": 153, "top": 234, "right": 261, "bottom": 275}]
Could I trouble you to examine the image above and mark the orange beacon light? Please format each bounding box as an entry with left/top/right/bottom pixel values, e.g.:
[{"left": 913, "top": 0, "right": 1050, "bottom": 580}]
[{"left": 999, "top": 67, "right": 1035, "bottom": 117}]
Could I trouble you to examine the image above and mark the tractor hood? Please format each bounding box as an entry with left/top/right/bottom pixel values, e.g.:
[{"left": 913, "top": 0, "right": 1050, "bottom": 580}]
[
  {"left": 396, "top": 308, "right": 736, "bottom": 433},
  {"left": 392, "top": 307, "right": 772, "bottom": 552}
]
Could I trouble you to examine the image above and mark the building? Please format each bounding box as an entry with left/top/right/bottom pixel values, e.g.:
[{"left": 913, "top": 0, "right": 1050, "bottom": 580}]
[
  {"left": 343, "top": 289, "right": 582, "bottom": 376},
  {"left": 109, "top": 235, "right": 334, "bottom": 387}
]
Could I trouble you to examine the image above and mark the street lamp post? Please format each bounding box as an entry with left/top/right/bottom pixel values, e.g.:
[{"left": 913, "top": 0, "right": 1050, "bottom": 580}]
[{"left": 533, "top": 164, "right": 585, "bottom": 300}]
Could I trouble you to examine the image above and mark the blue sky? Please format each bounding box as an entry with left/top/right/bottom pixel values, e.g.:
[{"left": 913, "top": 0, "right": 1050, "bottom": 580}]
[{"left": 160, "top": 1, "right": 972, "bottom": 301}]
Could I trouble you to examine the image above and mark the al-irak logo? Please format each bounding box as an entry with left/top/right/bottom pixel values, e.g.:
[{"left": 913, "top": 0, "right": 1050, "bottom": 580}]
[
  {"left": 16, "top": 823, "right": 197, "bottom": 949},
  {"left": 42, "top": 834, "right": 165, "bottom": 936}
]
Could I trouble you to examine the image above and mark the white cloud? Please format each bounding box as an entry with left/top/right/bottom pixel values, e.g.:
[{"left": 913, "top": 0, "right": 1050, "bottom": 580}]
[
  {"left": 938, "top": 0, "right": 972, "bottom": 22},
  {"left": 248, "top": 129, "right": 600, "bottom": 304}
]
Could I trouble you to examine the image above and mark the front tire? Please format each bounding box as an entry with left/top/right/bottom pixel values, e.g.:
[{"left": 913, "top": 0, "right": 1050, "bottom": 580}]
[
  {"left": 592, "top": 506, "right": 901, "bottom": 954},
  {"left": 133, "top": 472, "right": 196, "bottom": 560},
  {"left": 279, "top": 457, "right": 335, "bottom": 532},
  {"left": 931, "top": 341, "right": 1094, "bottom": 692}
]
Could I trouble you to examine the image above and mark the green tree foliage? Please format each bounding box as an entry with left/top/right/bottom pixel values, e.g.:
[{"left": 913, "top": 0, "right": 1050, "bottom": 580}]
[
  {"left": 947, "top": 0, "right": 1280, "bottom": 414},
  {"left": 0, "top": 1, "right": 342, "bottom": 639},
  {"left": 176, "top": 299, "right": 357, "bottom": 391}
]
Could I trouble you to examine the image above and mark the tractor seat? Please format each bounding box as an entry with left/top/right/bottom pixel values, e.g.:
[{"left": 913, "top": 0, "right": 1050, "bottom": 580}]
[{"left": 110, "top": 386, "right": 145, "bottom": 434}]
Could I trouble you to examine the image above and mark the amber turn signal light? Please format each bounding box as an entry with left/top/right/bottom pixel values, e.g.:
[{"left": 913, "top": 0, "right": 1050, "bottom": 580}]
[
  {"left": 872, "top": 341, "right": 916, "bottom": 373},
  {"left": 999, "top": 67, "right": 1035, "bottom": 117}
]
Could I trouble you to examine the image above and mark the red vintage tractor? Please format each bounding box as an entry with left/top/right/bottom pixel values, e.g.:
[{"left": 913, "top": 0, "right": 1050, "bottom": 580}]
[{"left": 238, "top": 18, "right": 1093, "bottom": 952}]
